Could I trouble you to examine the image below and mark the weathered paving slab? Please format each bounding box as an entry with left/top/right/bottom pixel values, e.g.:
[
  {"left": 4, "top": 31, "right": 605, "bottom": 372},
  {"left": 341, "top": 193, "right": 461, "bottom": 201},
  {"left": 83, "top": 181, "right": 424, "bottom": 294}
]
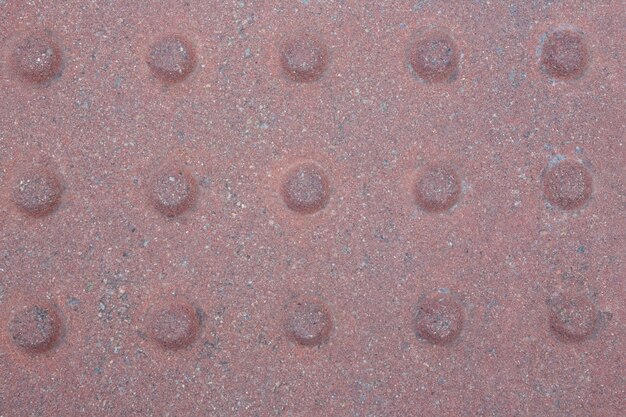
[{"left": 0, "top": 1, "right": 624, "bottom": 416}]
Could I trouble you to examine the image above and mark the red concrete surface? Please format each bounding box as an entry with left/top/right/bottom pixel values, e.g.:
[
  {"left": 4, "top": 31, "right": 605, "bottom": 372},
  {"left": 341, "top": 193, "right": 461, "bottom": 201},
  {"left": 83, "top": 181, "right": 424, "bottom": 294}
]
[{"left": 0, "top": 1, "right": 624, "bottom": 416}]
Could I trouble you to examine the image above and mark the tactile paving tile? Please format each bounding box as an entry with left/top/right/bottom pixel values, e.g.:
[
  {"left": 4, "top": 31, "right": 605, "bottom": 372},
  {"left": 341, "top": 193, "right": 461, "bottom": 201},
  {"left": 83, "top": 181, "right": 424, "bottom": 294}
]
[{"left": 0, "top": 1, "right": 624, "bottom": 416}]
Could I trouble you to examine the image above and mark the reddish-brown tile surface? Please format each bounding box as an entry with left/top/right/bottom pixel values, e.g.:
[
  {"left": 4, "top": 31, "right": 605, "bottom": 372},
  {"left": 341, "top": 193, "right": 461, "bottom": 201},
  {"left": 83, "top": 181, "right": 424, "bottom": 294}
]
[{"left": 0, "top": 1, "right": 624, "bottom": 416}]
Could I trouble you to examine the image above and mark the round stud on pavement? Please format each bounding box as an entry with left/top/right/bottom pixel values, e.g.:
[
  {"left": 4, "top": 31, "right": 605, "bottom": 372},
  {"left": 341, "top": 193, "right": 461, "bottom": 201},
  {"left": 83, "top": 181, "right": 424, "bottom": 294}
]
[
  {"left": 548, "top": 294, "right": 598, "bottom": 342},
  {"left": 543, "top": 161, "right": 592, "bottom": 210},
  {"left": 147, "top": 35, "right": 197, "bottom": 83},
  {"left": 10, "top": 32, "right": 63, "bottom": 84},
  {"left": 548, "top": 293, "right": 598, "bottom": 342},
  {"left": 281, "top": 161, "right": 330, "bottom": 215},
  {"left": 541, "top": 29, "right": 588, "bottom": 80},
  {"left": 146, "top": 299, "right": 200, "bottom": 350},
  {"left": 8, "top": 304, "right": 62, "bottom": 353},
  {"left": 149, "top": 167, "right": 197, "bottom": 217},
  {"left": 414, "top": 293, "right": 464, "bottom": 345},
  {"left": 413, "top": 163, "right": 461, "bottom": 213},
  {"left": 12, "top": 168, "right": 63, "bottom": 217},
  {"left": 280, "top": 31, "right": 330, "bottom": 83},
  {"left": 284, "top": 297, "right": 333, "bottom": 347},
  {"left": 408, "top": 30, "right": 459, "bottom": 83}
]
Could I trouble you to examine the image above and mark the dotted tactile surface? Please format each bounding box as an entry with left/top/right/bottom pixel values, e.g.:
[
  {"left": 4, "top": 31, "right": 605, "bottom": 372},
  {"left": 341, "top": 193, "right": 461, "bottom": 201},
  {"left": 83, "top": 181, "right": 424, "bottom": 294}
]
[{"left": 0, "top": 1, "right": 624, "bottom": 416}]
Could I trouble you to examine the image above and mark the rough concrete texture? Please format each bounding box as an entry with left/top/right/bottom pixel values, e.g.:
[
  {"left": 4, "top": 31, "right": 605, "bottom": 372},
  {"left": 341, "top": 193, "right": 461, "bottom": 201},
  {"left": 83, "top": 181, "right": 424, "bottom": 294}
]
[{"left": 0, "top": 1, "right": 624, "bottom": 416}]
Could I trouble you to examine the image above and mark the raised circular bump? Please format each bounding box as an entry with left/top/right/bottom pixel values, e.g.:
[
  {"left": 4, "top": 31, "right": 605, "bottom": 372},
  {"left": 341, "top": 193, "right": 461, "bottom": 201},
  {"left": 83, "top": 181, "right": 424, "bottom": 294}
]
[
  {"left": 548, "top": 293, "right": 597, "bottom": 342},
  {"left": 541, "top": 29, "right": 588, "bottom": 79},
  {"left": 414, "top": 293, "right": 464, "bottom": 345},
  {"left": 147, "top": 35, "right": 197, "bottom": 83},
  {"left": 413, "top": 164, "right": 461, "bottom": 213},
  {"left": 543, "top": 161, "right": 592, "bottom": 210},
  {"left": 408, "top": 31, "right": 459, "bottom": 83},
  {"left": 280, "top": 31, "right": 329, "bottom": 83},
  {"left": 8, "top": 304, "right": 62, "bottom": 353},
  {"left": 146, "top": 300, "right": 200, "bottom": 350},
  {"left": 284, "top": 297, "right": 333, "bottom": 347},
  {"left": 149, "top": 167, "right": 196, "bottom": 217},
  {"left": 12, "top": 168, "right": 62, "bottom": 217},
  {"left": 281, "top": 162, "right": 330, "bottom": 215},
  {"left": 11, "top": 32, "right": 62, "bottom": 84}
]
